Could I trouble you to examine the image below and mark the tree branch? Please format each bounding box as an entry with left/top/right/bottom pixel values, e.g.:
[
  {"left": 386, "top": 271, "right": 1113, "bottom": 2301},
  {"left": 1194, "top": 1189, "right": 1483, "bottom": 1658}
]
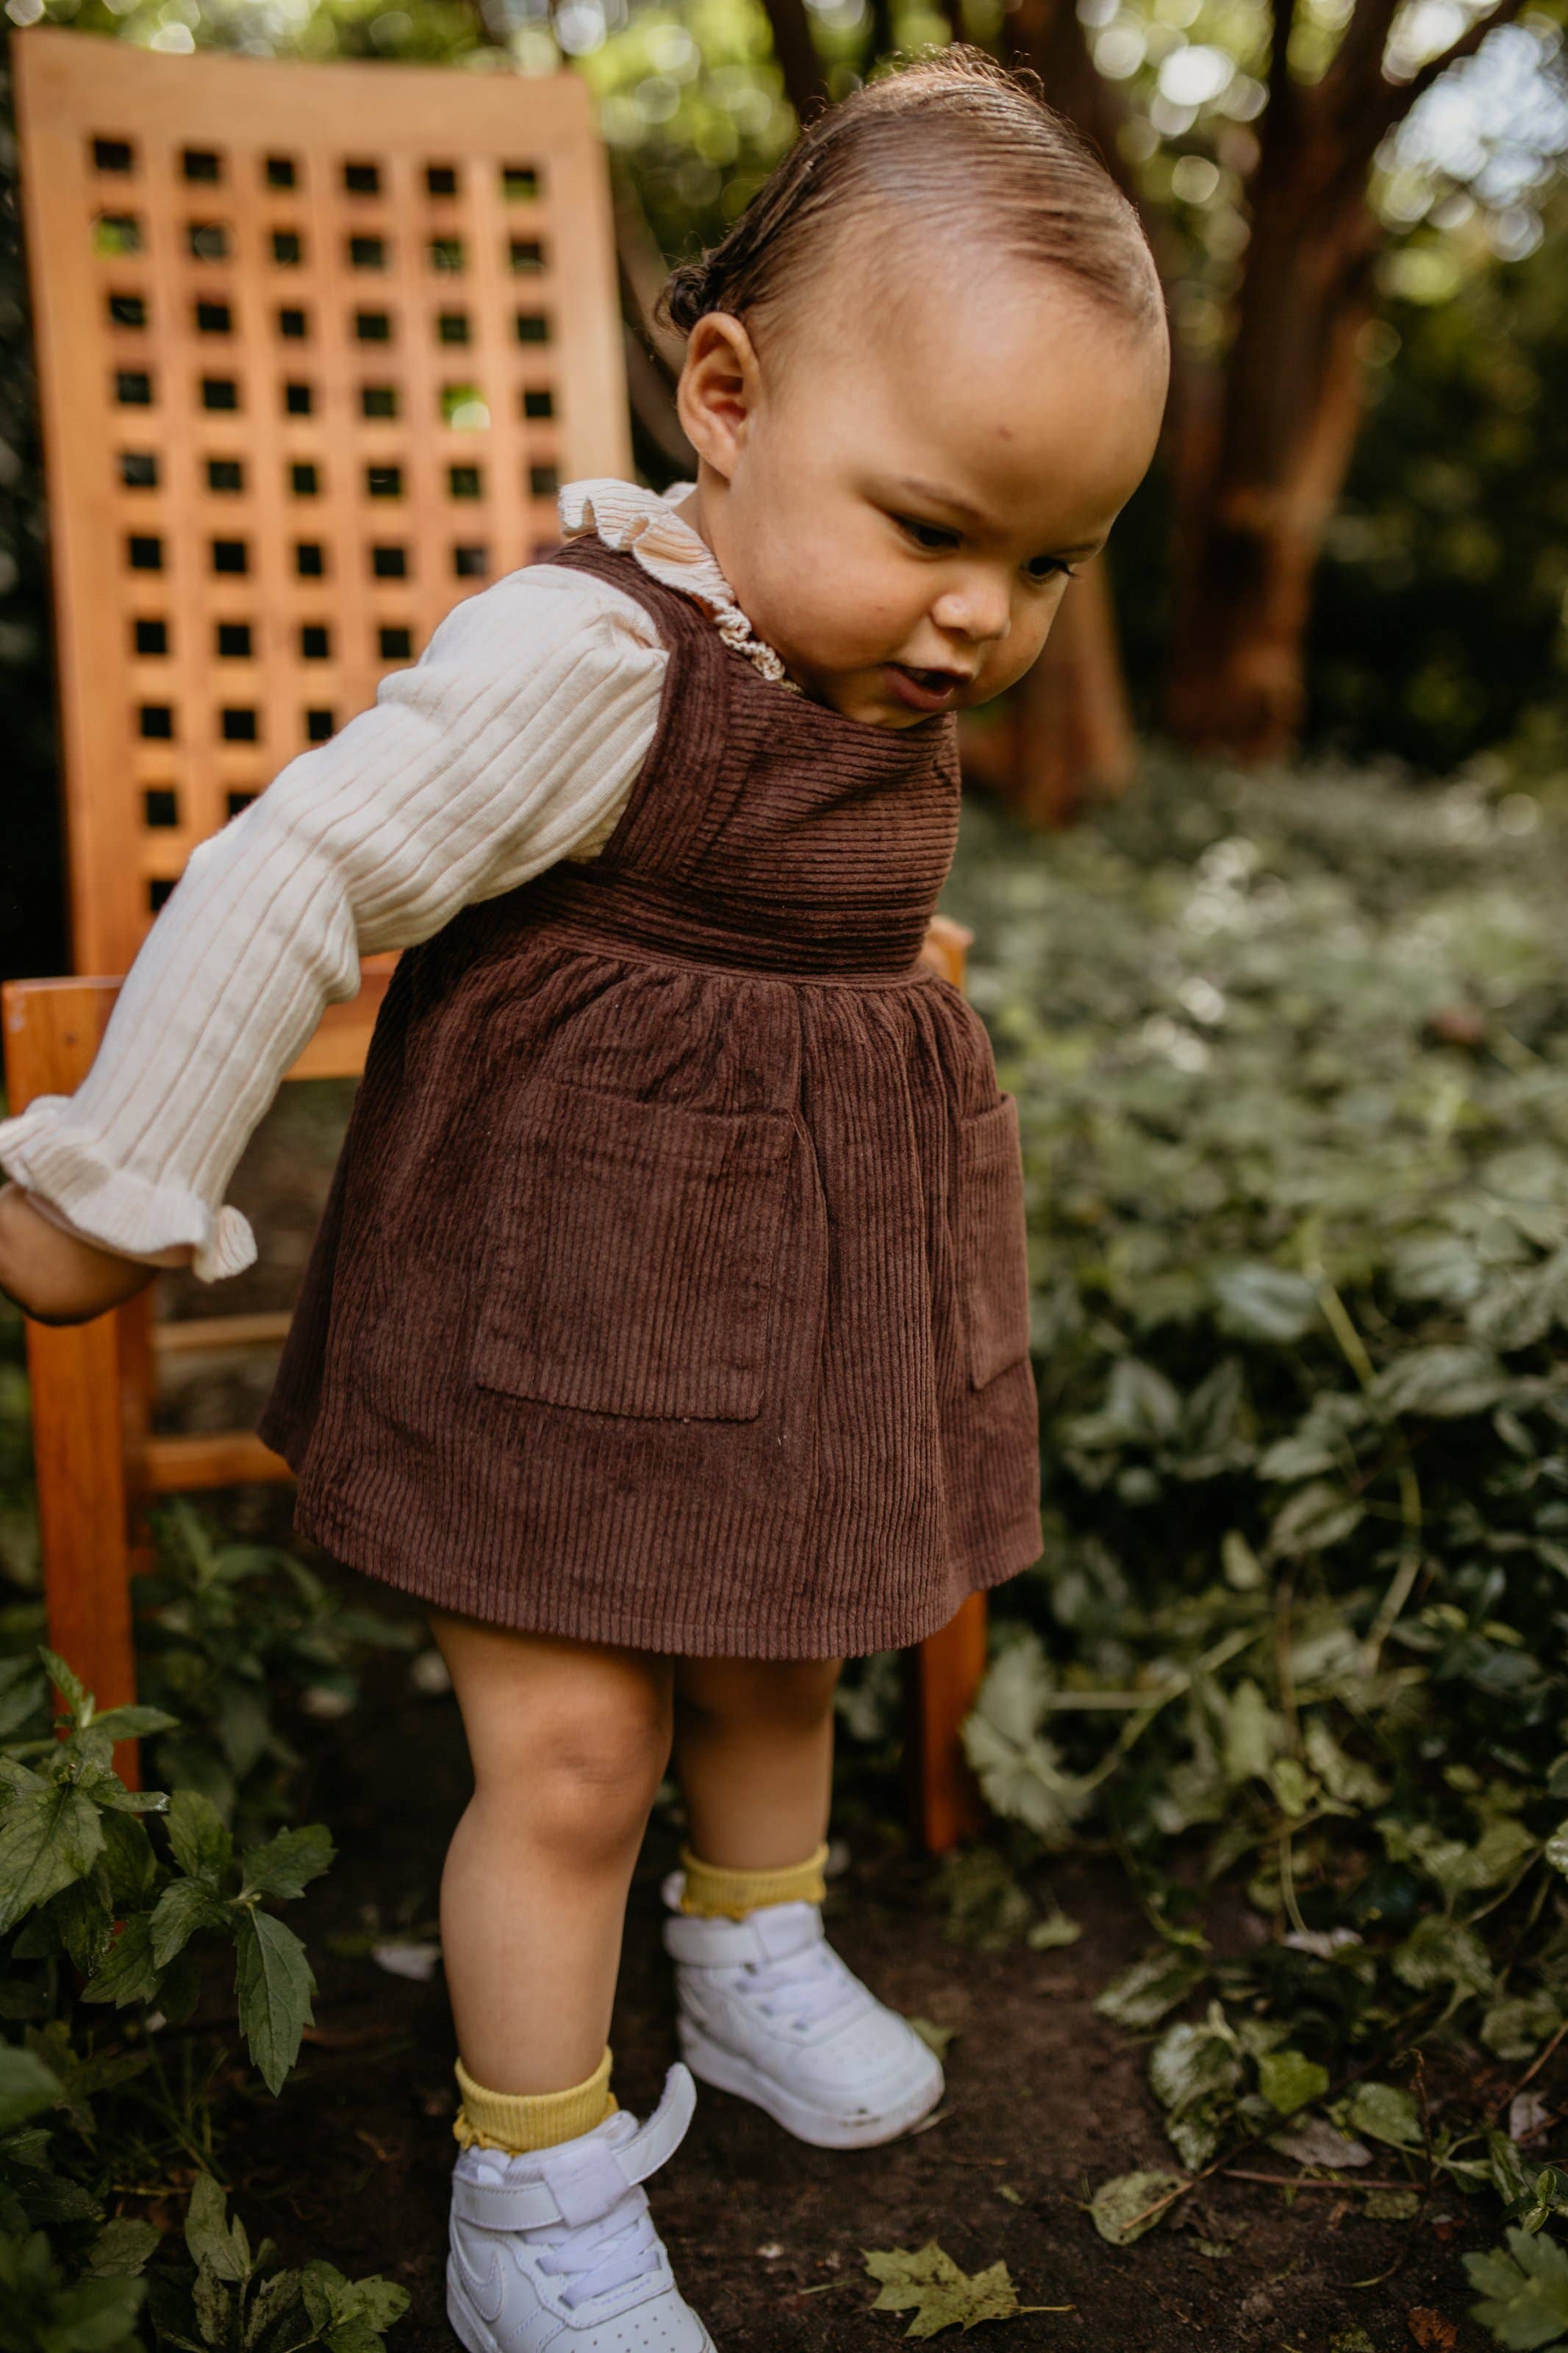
[
  {"left": 1360, "top": 0, "right": 1531, "bottom": 144},
  {"left": 1267, "top": 0, "right": 1301, "bottom": 126},
  {"left": 757, "top": 0, "right": 830, "bottom": 121}
]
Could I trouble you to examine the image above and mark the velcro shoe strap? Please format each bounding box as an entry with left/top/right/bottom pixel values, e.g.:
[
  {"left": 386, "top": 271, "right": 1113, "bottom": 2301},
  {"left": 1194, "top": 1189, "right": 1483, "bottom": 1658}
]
[
  {"left": 451, "top": 2062, "right": 697, "bottom": 2232},
  {"left": 663, "top": 1899, "right": 825, "bottom": 1968}
]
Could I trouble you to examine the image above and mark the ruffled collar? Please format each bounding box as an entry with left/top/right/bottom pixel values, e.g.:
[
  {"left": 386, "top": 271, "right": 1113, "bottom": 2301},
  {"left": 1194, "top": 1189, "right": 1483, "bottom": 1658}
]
[{"left": 557, "top": 478, "right": 798, "bottom": 693}]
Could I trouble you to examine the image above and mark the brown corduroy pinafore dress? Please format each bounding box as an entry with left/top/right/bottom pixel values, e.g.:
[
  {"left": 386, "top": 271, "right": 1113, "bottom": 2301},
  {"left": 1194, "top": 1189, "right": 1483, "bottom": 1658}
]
[{"left": 255, "top": 533, "right": 1044, "bottom": 1658}]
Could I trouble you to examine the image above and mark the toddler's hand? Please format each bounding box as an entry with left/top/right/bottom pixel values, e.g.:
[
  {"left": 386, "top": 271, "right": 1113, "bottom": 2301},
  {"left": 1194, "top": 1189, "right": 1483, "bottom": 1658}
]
[{"left": 0, "top": 1183, "right": 162, "bottom": 1326}]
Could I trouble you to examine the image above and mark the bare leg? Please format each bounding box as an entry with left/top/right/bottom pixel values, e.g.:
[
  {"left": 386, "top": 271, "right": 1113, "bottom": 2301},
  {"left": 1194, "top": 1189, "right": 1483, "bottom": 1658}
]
[
  {"left": 426, "top": 1609, "right": 675, "bottom": 2093},
  {"left": 670, "top": 1656, "right": 843, "bottom": 1868}
]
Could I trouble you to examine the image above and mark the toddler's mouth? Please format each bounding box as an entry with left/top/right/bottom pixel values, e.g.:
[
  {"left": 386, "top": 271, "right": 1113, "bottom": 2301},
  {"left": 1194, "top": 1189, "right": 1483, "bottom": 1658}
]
[{"left": 884, "top": 663, "right": 971, "bottom": 714}]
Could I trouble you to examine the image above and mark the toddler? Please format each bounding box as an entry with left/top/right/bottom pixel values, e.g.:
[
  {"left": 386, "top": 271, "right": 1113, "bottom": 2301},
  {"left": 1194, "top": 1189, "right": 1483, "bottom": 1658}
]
[{"left": 0, "top": 47, "right": 1167, "bottom": 2349}]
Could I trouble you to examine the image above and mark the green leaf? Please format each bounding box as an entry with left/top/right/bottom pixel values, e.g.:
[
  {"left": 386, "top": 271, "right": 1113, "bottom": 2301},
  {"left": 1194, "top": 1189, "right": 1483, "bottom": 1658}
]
[
  {"left": 87, "top": 1705, "right": 182, "bottom": 1742},
  {"left": 1373, "top": 1343, "right": 1512, "bottom": 1420},
  {"left": 36, "top": 1646, "right": 90, "bottom": 1724},
  {"left": 165, "top": 1789, "right": 235, "bottom": 1888},
  {"left": 1484, "top": 1993, "right": 1564, "bottom": 2063},
  {"left": 0, "top": 2042, "right": 63, "bottom": 2134},
  {"left": 240, "top": 1823, "right": 335, "bottom": 1902},
  {"left": 1269, "top": 1482, "right": 1365, "bottom": 1560},
  {"left": 1303, "top": 1720, "right": 1389, "bottom": 1807},
  {"left": 40, "top": 2273, "right": 148, "bottom": 2349},
  {"left": 242, "top": 2268, "right": 302, "bottom": 2348},
  {"left": 862, "top": 2240, "right": 1029, "bottom": 2336},
  {"left": 149, "top": 1875, "right": 232, "bottom": 1967},
  {"left": 0, "top": 1785, "right": 106, "bottom": 1934},
  {"left": 1221, "top": 1680, "right": 1285, "bottom": 1785},
  {"left": 194, "top": 2257, "right": 235, "bottom": 2346},
  {"left": 1095, "top": 1944, "right": 1208, "bottom": 2031},
  {"left": 46, "top": 1867, "right": 116, "bottom": 1979},
  {"left": 1393, "top": 1916, "right": 1494, "bottom": 1997},
  {"left": 99, "top": 1810, "right": 157, "bottom": 1909},
  {"left": 1090, "top": 2171, "right": 1186, "bottom": 2247},
  {"left": 961, "top": 1649, "right": 1091, "bottom": 1848},
  {"left": 184, "top": 2171, "right": 248, "bottom": 2283},
  {"left": 79, "top": 1915, "right": 162, "bottom": 2008},
  {"left": 1257, "top": 2049, "right": 1331, "bottom": 2115},
  {"left": 84, "top": 2217, "right": 164, "bottom": 2277},
  {"left": 1466, "top": 2226, "right": 1568, "bottom": 2349},
  {"left": 1150, "top": 2008, "right": 1241, "bottom": 2121},
  {"left": 235, "top": 1907, "right": 316, "bottom": 2096},
  {"left": 1211, "top": 1263, "right": 1320, "bottom": 1345},
  {"left": 1025, "top": 1907, "right": 1082, "bottom": 1952},
  {"left": 1348, "top": 2082, "right": 1422, "bottom": 2149},
  {"left": 297, "top": 2261, "right": 409, "bottom": 2340}
]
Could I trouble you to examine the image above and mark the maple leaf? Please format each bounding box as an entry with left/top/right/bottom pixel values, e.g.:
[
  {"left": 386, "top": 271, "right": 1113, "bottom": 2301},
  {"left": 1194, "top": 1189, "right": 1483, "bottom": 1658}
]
[{"left": 862, "top": 2240, "right": 1071, "bottom": 2338}]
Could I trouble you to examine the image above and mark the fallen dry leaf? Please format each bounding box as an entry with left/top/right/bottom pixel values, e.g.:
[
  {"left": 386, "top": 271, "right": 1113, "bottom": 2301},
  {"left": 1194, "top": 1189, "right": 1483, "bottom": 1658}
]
[
  {"left": 1406, "top": 2309, "right": 1457, "bottom": 2351},
  {"left": 862, "top": 2241, "right": 1071, "bottom": 2338}
]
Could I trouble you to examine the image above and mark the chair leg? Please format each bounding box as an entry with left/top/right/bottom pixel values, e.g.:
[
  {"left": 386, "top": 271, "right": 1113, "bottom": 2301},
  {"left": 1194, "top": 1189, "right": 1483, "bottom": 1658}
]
[
  {"left": 903, "top": 1593, "right": 989, "bottom": 1853},
  {"left": 28, "top": 1302, "right": 146, "bottom": 1791}
]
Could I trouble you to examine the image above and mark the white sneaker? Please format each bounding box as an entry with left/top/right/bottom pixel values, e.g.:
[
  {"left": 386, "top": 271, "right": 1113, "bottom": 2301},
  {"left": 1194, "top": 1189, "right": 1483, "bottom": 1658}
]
[
  {"left": 659, "top": 1868, "right": 944, "bottom": 2150},
  {"left": 446, "top": 2060, "right": 717, "bottom": 2352}
]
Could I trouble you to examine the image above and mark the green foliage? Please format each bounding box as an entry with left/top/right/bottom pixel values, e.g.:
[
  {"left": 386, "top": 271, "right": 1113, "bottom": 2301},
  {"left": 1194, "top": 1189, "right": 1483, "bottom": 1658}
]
[
  {"left": 941, "top": 757, "right": 1568, "bottom": 2329},
  {"left": 0, "top": 1645, "right": 406, "bottom": 2351},
  {"left": 129, "top": 1501, "right": 419, "bottom": 1837},
  {"left": 140, "top": 2173, "right": 408, "bottom": 2353}
]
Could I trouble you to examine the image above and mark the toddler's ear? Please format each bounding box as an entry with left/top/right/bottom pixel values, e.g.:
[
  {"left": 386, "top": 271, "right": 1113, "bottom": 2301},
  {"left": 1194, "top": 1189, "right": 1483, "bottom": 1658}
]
[{"left": 676, "top": 313, "right": 762, "bottom": 480}]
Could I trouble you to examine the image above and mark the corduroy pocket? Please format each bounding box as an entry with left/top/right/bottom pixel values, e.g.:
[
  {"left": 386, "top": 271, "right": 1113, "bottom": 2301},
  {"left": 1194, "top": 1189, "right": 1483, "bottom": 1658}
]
[
  {"left": 472, "top": 1076, "right": 794, "bottom": 1421},
  {"left": 956, "top": 1092, "right": 1032, "bottom": 1388}
]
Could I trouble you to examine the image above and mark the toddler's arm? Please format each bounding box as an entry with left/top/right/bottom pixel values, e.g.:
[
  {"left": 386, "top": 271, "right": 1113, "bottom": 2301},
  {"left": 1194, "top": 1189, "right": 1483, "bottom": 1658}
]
[{"left": 0, "top": 568, "right": 667, "bottom": 1316}]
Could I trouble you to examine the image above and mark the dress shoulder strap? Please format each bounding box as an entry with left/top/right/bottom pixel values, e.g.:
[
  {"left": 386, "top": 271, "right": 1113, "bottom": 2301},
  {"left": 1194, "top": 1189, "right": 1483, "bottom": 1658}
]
[{"left": 529, "top": 535, "right": 731, "bottom": 878}]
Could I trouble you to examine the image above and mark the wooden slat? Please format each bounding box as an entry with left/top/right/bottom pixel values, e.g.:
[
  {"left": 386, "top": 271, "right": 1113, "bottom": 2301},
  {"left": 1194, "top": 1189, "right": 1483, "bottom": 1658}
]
[
  {"left": 144, "top": 1432, "right": 293, "bottom": 1489},
  {"left": 4, "top": 963, "right": 391, "bottom": 1085},
  {"left": 154, "top": 1310, "right": 292, "bottom": 1354},
  {"left": 903, "top": 1591, "right": 989, "bottom": 1853},
  {"left": 2, "top": 977, "right": 146, "bottom": 1789}
]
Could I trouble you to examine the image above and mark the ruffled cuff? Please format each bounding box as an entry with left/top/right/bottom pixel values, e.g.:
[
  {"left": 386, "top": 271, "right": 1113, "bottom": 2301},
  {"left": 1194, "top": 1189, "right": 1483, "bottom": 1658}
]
[{"left": 0, "top": 1099, "right": 257, "bottom": 1282}]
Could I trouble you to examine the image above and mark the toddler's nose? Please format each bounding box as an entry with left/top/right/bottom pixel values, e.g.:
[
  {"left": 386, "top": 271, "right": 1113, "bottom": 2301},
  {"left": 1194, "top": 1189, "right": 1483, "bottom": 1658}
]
[{"left": 931, "top": 575, "right": 1012, "bottom": 646}]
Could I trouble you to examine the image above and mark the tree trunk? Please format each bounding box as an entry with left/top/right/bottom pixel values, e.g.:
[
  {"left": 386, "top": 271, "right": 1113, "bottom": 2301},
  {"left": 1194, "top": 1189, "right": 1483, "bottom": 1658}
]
[
  {"left": 1008, "top": 556, "right": 1139, "bottom": 824},
  {"left": 1161, "top": 143, "right": 1381, "bottom": 759},
  {"left": 984, "top": 0, "right": 1157, "bottom": 821},
  {"left": 758, "top": 0, "right": 829, "bottom": 119}
]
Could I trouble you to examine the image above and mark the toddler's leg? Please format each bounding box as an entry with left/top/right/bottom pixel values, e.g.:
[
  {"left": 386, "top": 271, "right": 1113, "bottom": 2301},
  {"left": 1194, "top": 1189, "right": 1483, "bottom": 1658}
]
[
  {"left": 426, "top": 1610, "right": 673, "bottom": 2113},
  {"left": 428, "top": 1617, "right": 717, "bottom": 2349},
  {"left": 662, "top": 1654, "right": 944, "bottom": 2147},
  {"left": 671, "top": 1655, "right": 842, "bottom": 1877}
]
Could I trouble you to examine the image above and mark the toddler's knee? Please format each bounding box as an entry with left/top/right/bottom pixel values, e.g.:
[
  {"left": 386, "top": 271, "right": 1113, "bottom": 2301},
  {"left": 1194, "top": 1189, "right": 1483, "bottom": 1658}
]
[
  {"left": 498, "top": 1685, "right": 672, "bottom": 1854},
  {"left": 681, "top": 1655, "right": 842, "bottom": 1733}
]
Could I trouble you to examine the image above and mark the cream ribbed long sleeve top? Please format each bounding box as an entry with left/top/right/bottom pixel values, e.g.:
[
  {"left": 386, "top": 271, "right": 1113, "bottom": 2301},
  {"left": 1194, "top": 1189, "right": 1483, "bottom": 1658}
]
[{"left": 0, "top": 478, "right": 778, "bottom": 1282}]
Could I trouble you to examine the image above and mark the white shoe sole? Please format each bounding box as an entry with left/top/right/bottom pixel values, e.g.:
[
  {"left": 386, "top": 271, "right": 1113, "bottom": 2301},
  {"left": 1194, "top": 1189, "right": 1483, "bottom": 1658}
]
[
  {"left": 676, "top": 2017, "right": 944, "bottom": 2150},
  {"left": 448, "top": 2263, "right": 718, "bottom": 2353}
]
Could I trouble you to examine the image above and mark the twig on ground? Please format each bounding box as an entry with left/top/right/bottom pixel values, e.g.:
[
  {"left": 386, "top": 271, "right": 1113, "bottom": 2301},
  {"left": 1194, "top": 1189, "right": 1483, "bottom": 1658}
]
[
  {"left": 1216, "top": 2171, "right": 1423, "bottom": 2193},
  {"left": 1494, "top": 2018, "right": 1568, "bottom": 2118}
]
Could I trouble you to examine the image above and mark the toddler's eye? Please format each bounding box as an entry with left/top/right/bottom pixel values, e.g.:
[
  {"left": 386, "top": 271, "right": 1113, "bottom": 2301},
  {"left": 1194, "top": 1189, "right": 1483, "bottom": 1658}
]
[
  {"left": 895, "top": 514, "right": 960, "bottom": 553},
  {"left": 1025, "top": 554, "right": 1075, "bottom": 583}
]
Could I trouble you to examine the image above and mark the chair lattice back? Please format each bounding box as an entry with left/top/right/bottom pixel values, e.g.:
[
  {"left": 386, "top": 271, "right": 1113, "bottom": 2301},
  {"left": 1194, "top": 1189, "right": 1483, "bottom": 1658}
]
[{"left": 15, "top": 27, "right": 631, "bottom": 976}]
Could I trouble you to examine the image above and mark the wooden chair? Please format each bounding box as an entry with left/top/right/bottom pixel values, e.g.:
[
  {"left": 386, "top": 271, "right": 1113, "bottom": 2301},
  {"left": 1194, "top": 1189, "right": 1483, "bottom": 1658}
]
[{"left": 5, "top": 28, "right": 988, "bottom": 1846}]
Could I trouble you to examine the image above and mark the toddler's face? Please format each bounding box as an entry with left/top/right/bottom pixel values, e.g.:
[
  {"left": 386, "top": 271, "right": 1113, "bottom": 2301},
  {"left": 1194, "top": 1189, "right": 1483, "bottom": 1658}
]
[{"left": 675, "top": 246, "right": 1168, "bottom": 729}]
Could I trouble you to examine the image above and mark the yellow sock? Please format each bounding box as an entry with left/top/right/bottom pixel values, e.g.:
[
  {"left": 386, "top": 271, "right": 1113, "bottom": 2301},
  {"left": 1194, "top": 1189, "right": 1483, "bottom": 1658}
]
[
  {"left": 452, "top": 2043, "right": 618, "bottom": 2152},
  {"left": 678, "top": 1839, "right": 830, "bottom": 1918}
]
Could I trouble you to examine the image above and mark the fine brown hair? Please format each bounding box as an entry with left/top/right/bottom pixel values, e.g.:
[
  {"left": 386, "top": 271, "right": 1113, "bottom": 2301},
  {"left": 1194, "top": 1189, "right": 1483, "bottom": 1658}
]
[{"left": 654, "top": 46, "right": 1163, "bottom": 349}]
